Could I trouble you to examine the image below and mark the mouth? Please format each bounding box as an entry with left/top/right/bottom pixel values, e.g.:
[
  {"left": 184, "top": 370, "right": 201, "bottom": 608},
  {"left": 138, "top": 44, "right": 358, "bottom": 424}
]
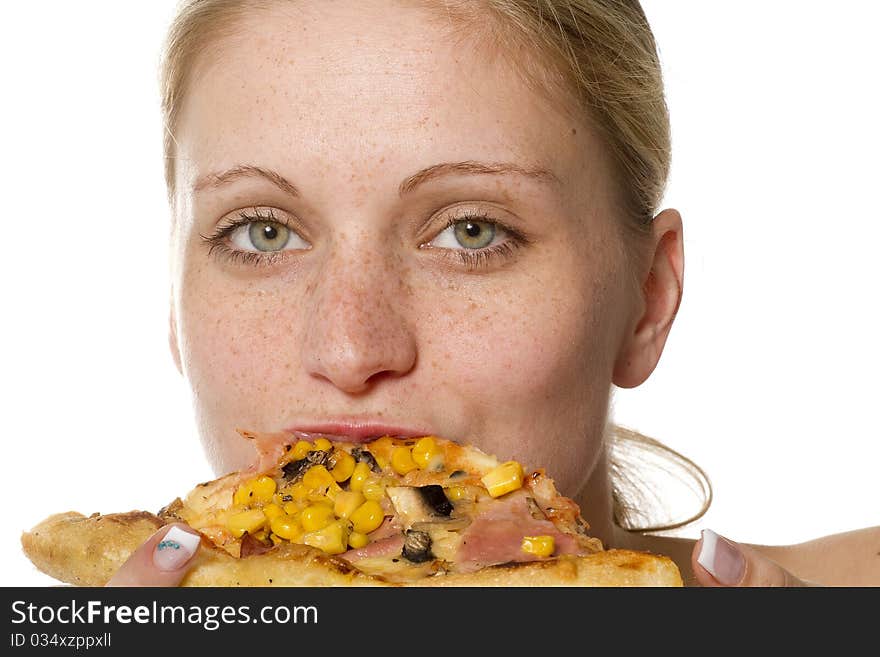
[{"left": 282, "top": 420, "right": 435, "bottom": 444}]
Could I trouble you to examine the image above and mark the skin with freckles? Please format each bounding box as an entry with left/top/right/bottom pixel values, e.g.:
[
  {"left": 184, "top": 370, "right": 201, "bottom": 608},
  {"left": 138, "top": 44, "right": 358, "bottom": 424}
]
[
  {"left": 167, "top": 0, "right": 669, "bottom": 544},
  {"left": 159, "top": 0, "right": 718, "bottom": 584}
]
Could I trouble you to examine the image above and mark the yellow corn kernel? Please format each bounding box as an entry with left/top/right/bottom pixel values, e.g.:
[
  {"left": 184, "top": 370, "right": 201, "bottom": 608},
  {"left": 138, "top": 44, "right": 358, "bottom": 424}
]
[
  {"left": 349, "top": 499, "right": 385, "bottom": 534},
  {"left": 270, "top": 533, "right": 283, "bottom": 545},
  {"left": 281, "top": 481, "right": 310, "bottom": 503},
  {"left": 232, "top": 481, "right": 254, "bottom": 507},
  {"left": 262, "top": 503, "right": 284, "bottom": 520},
  {"left": 330, "top": 450, "right": 356, "bottom": 482},
  {"left": 250, "top": 475, "right": 277, "bottom": 504},
  {"left": 521, "top": 535, "right": 555, "bottom": 558},
  {"left": 252, "top": 529, "right": 268, "bottom": 542},
  {"left": 226, "top": 509, "right": 267, "bottom": 538},
  {"left": 349, "top": 462, "right": 372, "bottom": 492},
  {"left": 348, "top": 531, "right": 369, "bottom": 549},
  {"left": 313, "top": 437, "right": 333, "bottom": 452},
  {"left": 282, "top": 501, "right": 302, "bottom": 515},
  {"left": 333, "top": 490, "right": 366, "bottom": 519},
  {"left": 412, "top": 436, "right": 444, "bottom": 470},
  {"left": 291, "top": 440, "right": 314, "bottom": 460},
  {"left": 216, "top": 504, "right": 245, "bottom": 525},
  {"left": 270, "top": 513, "right": 303, "bottom": 541},
  {"left": 302, "top": 520, "right": 350, "bottom": 555},
  {"left": 302, "top": 465, "right": 336, "bottom": 491},
  {"left": 307, "top": 491, "right": 337, "bottom": 505},
  {"left": 481, "top": 461, "right": 525, "bottom": 498},
  {"left": 300, "top": 504, "right": 336, "bottom": 532},
  {"left": 361, "top": 478, "right": 386, "bottom": 501},
  {"left": 391, "top": 446, "right": 418, "bottom": 475},
  {"left": 445, "top": 485, "right": 475, "bottom": 502}
]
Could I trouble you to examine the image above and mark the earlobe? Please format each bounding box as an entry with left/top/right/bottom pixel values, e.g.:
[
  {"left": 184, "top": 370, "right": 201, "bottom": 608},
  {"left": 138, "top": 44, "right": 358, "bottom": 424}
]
[{"left": 612, "top": 209, "right": 684, "bottom": 389}]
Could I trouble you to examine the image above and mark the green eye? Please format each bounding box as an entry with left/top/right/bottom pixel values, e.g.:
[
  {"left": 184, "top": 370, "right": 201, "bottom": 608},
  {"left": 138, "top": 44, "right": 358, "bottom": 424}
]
[
  {"left": 240, "top": 220, "right": 291, "bottom": 252},
  {"left": 452, "top": 220, "right": 496, "bottom": 249}
]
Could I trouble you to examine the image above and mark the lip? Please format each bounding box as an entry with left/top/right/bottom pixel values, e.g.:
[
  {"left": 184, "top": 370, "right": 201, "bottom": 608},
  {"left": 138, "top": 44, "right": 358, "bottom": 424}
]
[{"left": 282, "top": 420, "right": 433, "bottom": 444}]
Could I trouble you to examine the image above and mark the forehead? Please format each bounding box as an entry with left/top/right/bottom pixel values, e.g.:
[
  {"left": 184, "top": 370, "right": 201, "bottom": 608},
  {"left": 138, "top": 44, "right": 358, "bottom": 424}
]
[{"left": 174, "top": 0, "right": 601, "bottom": 200}]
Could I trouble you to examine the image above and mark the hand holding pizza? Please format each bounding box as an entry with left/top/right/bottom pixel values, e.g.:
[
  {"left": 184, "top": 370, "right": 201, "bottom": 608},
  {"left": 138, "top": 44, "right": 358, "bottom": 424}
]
[
  {"left": 692, "top": 529, "right": 817, "bottom": 587},
  {"left": 105, "top": 524, "right": 200, "bottom": 587}
]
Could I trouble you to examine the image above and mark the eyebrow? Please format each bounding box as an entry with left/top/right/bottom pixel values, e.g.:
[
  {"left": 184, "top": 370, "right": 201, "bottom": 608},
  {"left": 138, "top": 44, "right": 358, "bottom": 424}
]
[
  {"left": 193, "top": 160, "right": 561, "bottom": 198},
  {"left": 194, "top": 164, "right": 301, "bottom": 197},
  {"left": 397, "top": 160, "right": 560, "bottom": 195}
]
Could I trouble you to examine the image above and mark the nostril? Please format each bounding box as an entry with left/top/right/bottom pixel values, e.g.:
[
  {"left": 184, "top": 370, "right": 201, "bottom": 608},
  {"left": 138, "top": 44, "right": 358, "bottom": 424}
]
[{"left": 306, "top": 341, "right": 416, "bottom": 394}]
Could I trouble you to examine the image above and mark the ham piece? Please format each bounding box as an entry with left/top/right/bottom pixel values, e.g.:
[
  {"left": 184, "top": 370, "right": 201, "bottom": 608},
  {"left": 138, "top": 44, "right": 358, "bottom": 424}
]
[{"left": 454, "top": 490, "right": 588, "bottom": 572}]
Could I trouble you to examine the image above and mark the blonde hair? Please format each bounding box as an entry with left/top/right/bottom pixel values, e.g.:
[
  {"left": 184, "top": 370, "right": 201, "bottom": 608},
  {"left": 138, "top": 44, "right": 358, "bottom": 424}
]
[{"left": 159, "top": 0, "right": 711, "bottom": 532}]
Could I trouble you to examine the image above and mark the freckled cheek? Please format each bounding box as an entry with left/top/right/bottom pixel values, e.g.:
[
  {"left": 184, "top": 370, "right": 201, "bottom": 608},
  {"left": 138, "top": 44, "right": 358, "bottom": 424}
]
[
  {"left": 178, "top": 277, "right": 305, "bottom": 396},
  {"left": 432, "top": 286, "right": 592, "bottom": 402}
]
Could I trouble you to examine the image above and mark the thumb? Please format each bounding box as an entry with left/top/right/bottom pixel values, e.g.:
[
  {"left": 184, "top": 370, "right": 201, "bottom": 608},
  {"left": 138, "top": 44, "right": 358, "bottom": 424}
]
[
  {"left": 693, "top": 529, "right": 815, "bottom": 587},
  {"left": 106, "top": 524, "right": 201, "bottom": 587}
]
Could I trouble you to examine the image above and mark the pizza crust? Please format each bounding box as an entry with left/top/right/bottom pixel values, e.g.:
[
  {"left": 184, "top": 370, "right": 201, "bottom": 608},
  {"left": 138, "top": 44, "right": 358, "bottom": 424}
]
[{"left": 21, "top": 510, "right": 682, "bottom": 587}]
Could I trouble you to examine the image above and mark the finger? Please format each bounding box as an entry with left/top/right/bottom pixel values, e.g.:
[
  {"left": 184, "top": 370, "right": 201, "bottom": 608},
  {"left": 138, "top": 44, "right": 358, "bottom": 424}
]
[
  {"left": 106, "top": 524, "right": 201, "bottom": 587},
  {"left": 693, "top": 529, "right": 813, "bottom": 587}
]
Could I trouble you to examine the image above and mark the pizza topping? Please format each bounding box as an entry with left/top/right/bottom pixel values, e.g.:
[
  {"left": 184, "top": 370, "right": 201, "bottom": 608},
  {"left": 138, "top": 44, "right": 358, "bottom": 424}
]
[
  {"left": 342, "top": 534, "right": 406, "bottom": 561},
  {"left": 445, "top": 485, "right": 477, "bottom": 503},
  {"left": 418, "top": 485, "right": 454, "bottom": 516},
  {"left": 226, "top": 509, "right": 268, "bottom": 538},
  {"left": 454, "top": 490, "right": 593, "bottom": 571},
  {"left": 385, "top": 486, "right": 453, "bottom": 528},
  {"left": 290, "top": 440, "right": 315, "bottom": 460},
  {"left": 391, "top": 446, "right": 419, "bottom": 475},
  {"left": 333, "top": 490, "right": 366, "bottom": 519},
  {"left": 525, "top": 496, "right": 547, "bottom": 520},
  {"left": 348, "top": 461, "right": 373, "bottom": 492},
  {"left": 350, "top": 446, "right": 381, "bottom": 473},
  {"left": 481, "top": 461, "right": 525, "bottom": 498},
  {"left": 268, "top": 512, "right": 302, "bottom": 542},
  {"left": 176, "top": 433, "right": 605, "bottom": 581},
  {"left": 300, "top": 504, "right": 335, "bottom": 532},
  {"left": 281, "top": 449, "right": 331, "bottom": 482},
  {"left": 349, "top": 499, "right": 385, "bottom": 534},
  {"left": 521, "top": 535, "right": 555, "bottom": 558},
  {"left": 232, "top": 476, "right": 277, "bottom": 506},
  {"left": 410, "top": 436, "right": 445, "bottom": 471},
  {"left": 302, "top": 519, "right": 349, "bottom": 555},
  {"left": 401, "top": 529, "right": 433, "bottom": 563},
  {"left": 328, "top": 449, "right": 356, "bottom": 482}
]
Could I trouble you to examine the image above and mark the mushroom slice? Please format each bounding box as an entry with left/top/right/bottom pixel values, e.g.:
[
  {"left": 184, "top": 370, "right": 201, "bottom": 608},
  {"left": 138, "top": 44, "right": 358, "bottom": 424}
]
[
  {"left": 385, "top": 485, "right": 454, "bottom": 528},
  {"left": 351, "top": 446, "right": 381, "bottom": 473},
  {"left": 401, "top": 530, "right": 433, "bottom": 563},
  {"left": 281, "top": 449, "right": 331, "bottom": 482},
  {"left": 410, "top": 516, "right": 471, "bottom": 533}
]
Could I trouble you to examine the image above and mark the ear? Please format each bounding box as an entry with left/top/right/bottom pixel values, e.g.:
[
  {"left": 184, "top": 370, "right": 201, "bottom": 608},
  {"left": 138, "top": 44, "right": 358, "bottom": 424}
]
[
  {"left": 612, "top": 208, "right": 684, "bottom": 388},
  {"left": 168, "top": 289, "right": 183, "bottom": 376}
]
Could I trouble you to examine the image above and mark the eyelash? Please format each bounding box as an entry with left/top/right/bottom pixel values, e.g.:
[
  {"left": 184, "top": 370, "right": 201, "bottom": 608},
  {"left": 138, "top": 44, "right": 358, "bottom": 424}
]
[
  {"left": 200, "top": 207, "right": 528, "bottom": 270},
  {"left": 428, "top": 211, "right": 528, "bottom": 271},
  {"left": 200, "top": 207, "right": 292, "bottom": 268}
]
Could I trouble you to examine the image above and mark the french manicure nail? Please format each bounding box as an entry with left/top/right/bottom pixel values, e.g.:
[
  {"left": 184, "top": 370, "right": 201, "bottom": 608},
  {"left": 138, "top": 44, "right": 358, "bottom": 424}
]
[
  {"left": 697, "top": 529, "right": 745, "bottom": 585},
  {"left": 152, "top": 526, "right": 201, "bottom": 571}
]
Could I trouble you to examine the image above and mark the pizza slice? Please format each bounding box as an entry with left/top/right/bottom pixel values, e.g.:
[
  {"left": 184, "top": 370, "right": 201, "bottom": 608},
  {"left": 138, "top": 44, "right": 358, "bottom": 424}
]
[{"left": 21, "top": 431, "right": 683, "bottom": 586}]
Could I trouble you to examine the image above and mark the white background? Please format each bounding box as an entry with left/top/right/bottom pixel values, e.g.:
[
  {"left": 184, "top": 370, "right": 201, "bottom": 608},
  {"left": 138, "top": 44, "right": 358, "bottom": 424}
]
[{"left": 1, "top": 1, "right": 877, "bottom": 586}]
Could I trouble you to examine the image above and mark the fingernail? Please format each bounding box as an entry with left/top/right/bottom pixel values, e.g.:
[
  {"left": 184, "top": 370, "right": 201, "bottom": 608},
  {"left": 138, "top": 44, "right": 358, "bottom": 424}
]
[
  {"left": 697, "top": 529, "right": 745, "bottom": 585},
  {"left": 152, "top": 526, "right": 201, "bottom": 571}
]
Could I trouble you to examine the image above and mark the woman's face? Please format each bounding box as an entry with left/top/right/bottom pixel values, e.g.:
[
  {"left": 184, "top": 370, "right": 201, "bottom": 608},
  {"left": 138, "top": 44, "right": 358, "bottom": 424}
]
[{"left": 169, "top": 1, "right": 638, "bottom": 499}]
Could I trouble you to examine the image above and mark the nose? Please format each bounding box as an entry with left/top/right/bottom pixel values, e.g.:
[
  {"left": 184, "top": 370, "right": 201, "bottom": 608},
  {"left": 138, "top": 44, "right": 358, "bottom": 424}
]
[{"left": 300, "top": 246, "right": 418, "bottom": 395}]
